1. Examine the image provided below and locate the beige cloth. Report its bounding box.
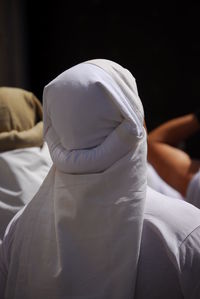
[0,87,43,151]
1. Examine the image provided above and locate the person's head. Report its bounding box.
[0,87,43,151]
[4,60,147,298]
[43,59,146,174]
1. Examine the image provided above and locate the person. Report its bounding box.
[147,112,200,208]
[0,60,200,299]
[0,87,52,242]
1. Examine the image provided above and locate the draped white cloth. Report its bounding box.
[2,187,200,299]
[135,186,200,299]
[0,143,52,241]
[186,170,200,209]
[3,59,147,299]
[147,162,183,200]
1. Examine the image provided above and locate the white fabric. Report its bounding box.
[1,187,200,299]
[135,187,200,299]
[2,60,147,299]
[0,143,52,241]
[147,162,183,200]
[186,170,200,209]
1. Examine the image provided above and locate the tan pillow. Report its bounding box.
[0,87,43,151]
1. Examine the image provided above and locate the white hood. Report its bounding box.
[5,59,147,299]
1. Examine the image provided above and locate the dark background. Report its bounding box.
[1,1,200,154]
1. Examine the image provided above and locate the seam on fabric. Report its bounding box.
[178,224,200,248]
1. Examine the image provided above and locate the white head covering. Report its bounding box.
[5,59,147,299]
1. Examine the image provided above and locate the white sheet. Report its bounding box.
[0,143,52,240]
[186,169,200,209]
[3,60,147,299]
[135,187,200,299]
[2,187,200,298]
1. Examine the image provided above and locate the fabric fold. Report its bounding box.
[45,119,143,174]
[0,144,52,240]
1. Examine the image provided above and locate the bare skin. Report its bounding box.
[147,114,200,198]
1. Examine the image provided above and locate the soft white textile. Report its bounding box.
[135,187,200,299]
[186,169,200,209]
[1,187,200,299]
[2,60,147,298]
[0,143,52,241]
[147,162,183,200]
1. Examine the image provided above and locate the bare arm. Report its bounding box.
[148,140,200,196]
[147,113,200,198]
[148,113,200,146]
